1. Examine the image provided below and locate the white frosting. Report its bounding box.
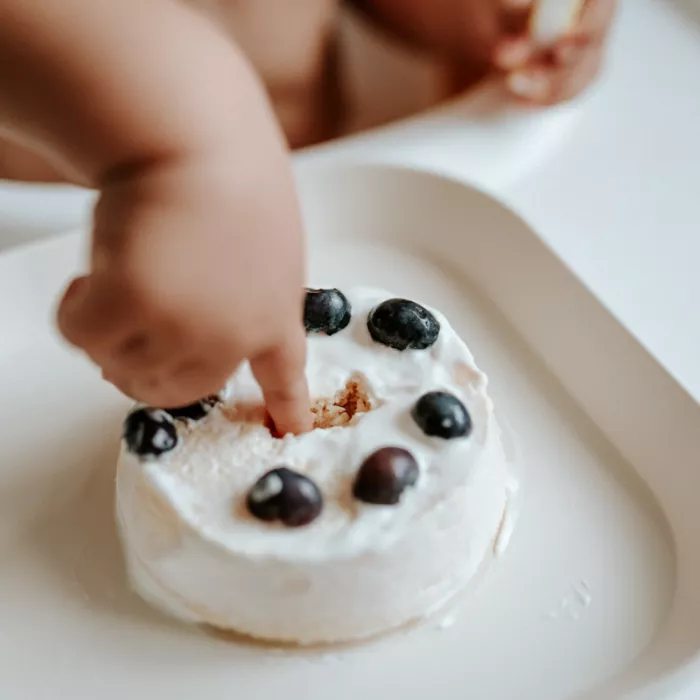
[116,288,513,644]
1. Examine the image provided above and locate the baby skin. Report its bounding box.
[0,0,615,434]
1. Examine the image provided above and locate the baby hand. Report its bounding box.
[58,153,311,436]
[496,0,617,105]
[1,0,312,435]
[355,0,616,106]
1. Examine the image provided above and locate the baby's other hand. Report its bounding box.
[57,154,311,436]
[355,0,616,106]
[497,0,617,105]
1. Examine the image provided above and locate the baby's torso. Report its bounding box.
[182,0,342,148]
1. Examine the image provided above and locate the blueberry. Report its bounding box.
[164,395,220,422]
[247,467,323,527]
[123,408,179,457]
[367,299,440,350]
[304,288,351,335]
[411,391,471,439]
[353,447,419,505]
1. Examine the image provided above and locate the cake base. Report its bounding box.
[116,288,515,646]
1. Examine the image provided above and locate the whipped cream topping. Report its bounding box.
[116,287,513,643]
[127,289,493,557]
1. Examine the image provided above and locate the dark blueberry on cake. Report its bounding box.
[353,447,419,505]
[367,299,440,350]
[247,467,323,527]
[411,391,471,439]
[303,288,352,336]
[123,408,179,457]
[164,395,220,422]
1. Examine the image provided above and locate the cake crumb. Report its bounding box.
[311,379,373,429]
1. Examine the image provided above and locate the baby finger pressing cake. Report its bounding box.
[116,287,514,645]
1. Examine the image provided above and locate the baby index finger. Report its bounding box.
[251,329,311,437]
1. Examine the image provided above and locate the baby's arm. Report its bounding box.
[0,0,311,434]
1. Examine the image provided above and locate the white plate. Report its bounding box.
[1,164,699,700]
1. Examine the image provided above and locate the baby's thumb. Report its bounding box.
[57,274,126,354]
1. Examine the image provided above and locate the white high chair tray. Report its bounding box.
[1,163,698,700]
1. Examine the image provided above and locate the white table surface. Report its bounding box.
[1,0,699,405]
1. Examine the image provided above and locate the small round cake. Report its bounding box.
[116,287,513,645]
